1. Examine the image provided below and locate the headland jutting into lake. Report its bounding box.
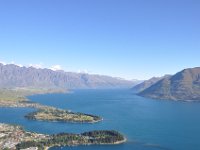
[0,123,125,150]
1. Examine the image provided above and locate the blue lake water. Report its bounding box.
[0,89,200,150]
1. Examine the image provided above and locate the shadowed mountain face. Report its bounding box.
[0,63,136,89]
[131,76,165,93]
[139,67,200,101]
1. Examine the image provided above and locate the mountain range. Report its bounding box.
[2,63,200,101]
[0,63,138,89]
[135,67,200,101]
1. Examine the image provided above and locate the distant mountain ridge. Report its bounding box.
[0,63,137,89]
[139,67,200,101]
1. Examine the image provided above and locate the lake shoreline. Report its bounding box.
[0,90,127,150]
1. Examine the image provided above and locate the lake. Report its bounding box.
[0,89,200,150]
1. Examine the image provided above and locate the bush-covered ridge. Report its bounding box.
[16,130,126,150]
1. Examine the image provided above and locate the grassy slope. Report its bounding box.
[0,88,67,101]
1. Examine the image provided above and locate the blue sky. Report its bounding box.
[0,0,199,80]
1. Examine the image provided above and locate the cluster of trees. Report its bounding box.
[25,111,38,120]
[16,133,84,149]
[16,141,44,150]
[82,130,125,144]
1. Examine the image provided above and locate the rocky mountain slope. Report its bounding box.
[131,76,166,93]
[0,63,136,89]
[139,67,200,101]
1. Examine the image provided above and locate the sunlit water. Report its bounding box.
[0,89,200,150]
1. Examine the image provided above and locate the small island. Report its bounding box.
[0,123,126,150]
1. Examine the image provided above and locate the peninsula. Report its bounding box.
[0,123,126,150]
[0,89,125,150]
[25,107,102,123]
[0,88,102,123]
